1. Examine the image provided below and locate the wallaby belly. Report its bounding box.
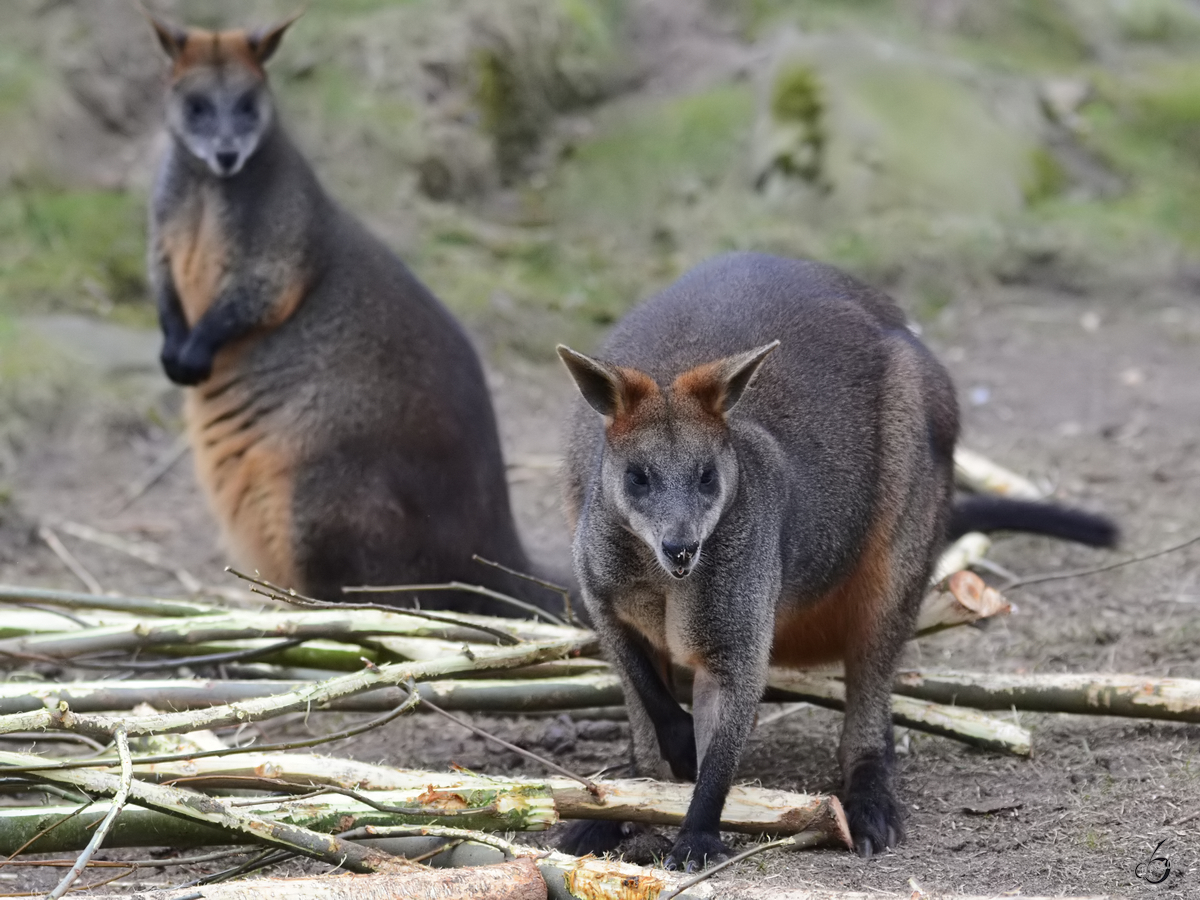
[185,359,300,588]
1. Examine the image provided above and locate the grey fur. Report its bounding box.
[559,253,959,866]
[147,16,550,611]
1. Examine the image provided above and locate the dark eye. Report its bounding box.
[698,466,718,493]
[185,95,214,120]
[234,93,257,117]
[625,467,649,496]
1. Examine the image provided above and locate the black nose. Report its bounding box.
[215,151,239,172]
[661,539,699,566]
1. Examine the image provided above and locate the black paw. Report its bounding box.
[657,713,697,781]
[554,819,628,857]
[663,830,728,872]
[161,341,213,386]
[843,761,904,858]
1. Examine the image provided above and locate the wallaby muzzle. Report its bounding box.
[660,538,700,578]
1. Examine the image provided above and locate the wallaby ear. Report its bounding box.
[557,345,657,423]
[247,10,304,64]
[145,10,188,59]
[674,340,780,418]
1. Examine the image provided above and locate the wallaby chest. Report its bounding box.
[158,180,230,328]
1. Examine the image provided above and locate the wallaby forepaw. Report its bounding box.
[844,780,904,858]
[664,830,728,872]
[161,349,212,386]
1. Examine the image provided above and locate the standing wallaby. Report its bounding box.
[558,252,1116,868]
[146,13,551,612]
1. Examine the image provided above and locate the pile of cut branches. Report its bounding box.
[0,449,1191,898]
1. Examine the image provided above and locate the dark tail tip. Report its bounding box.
[949,495,1119,548]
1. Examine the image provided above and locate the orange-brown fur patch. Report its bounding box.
[671,361,728,421]
[162,198,228,327]
[262,277,308,328]
[186,384,297,589]
[770,524,894,669]
[170,30,264,79]
[606,368,662,437]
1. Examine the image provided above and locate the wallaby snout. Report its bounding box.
[660,537,700,578]
[214,150,240,174]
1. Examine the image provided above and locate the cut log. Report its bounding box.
[766,671,1031,755]
[954,446,1045,499]
[86,858,547,900]
[893,671,1200,723]
[916,569,1011,635]
[137,756,849,842]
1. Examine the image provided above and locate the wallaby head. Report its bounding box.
[559,341,779,579]
[147,10,301,177]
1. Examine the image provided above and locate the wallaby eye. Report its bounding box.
[698,466,718,493]
[625,467,650,496]
[234,93,257,117]
[185,95,214,121]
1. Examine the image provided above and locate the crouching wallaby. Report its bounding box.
[557,252,1116,868]
[146,13,551,612]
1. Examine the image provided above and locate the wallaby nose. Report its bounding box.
[661,539,700,566]
[215,151,239,173]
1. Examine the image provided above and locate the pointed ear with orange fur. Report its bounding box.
[145,10,188,59]
[557,345,657,423]
[673,340,780,419]
[247,10,304,64]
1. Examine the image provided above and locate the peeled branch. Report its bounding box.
[893,671,1200,723]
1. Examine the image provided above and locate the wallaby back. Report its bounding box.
[147,15,553,613]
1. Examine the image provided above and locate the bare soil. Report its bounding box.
[2,283,1199,897]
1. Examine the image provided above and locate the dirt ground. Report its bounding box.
[0,279,1197,897]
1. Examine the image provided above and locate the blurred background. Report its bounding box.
[1,0,1198,578]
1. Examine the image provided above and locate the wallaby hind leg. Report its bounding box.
[838,527,936,857]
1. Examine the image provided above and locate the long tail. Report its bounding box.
[949,495,1119,548]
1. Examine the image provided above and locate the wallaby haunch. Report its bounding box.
[558,253,1116,868]
[146,14,547,611]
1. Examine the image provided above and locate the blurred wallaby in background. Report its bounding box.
[557,252,1117,867]
[146,12,556,614]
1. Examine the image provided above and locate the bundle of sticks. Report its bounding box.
[0,449,1184,899]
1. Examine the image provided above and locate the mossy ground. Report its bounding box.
[1,0,1200,352]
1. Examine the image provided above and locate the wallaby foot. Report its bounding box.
[664,828,729,872]
[842,752,904,858]
[553,820,671,863]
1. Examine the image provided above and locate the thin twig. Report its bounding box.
[661,833,822,898]
[470,555,573,625]
[181,847,293,888]
[172,775,493,818]
[0,734,107,751]
[228,568,522,646]
[36,527,102,596]
[0,848,257,870]
[67,638,308,672]
[55,520,201,593]
[403,683,601,799]
[345,581,558,625]
[340,823,526,859]
[0,799,95,869]
[46,727,132,899]
[1003,533,1200,591]
[408,838,463,864]
[109,433,190,514]
[0,689,422,774]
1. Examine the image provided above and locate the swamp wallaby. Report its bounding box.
[558,252,1116,867]
[146,14,550,612]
